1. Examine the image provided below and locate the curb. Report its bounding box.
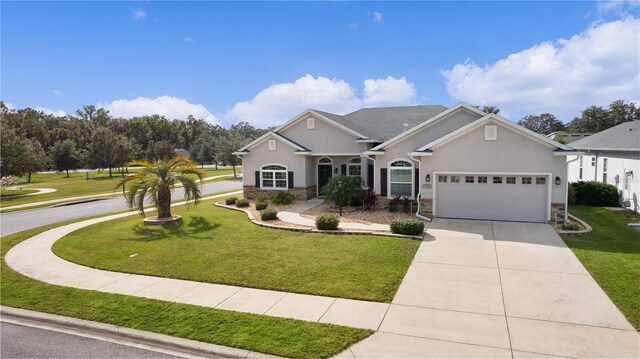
[0,306,281,359]
[557,213,593,235]
[215,201,425,240]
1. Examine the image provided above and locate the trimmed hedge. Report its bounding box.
[316,213,340,230]
[236,199,250,208]
[260,208,278,221]
[255,202,268,211]
[225,197,238,205]
[390,219,425,236]
[270,191,294,205]
[571,181,618,206]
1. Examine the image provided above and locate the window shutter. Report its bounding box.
[380,168,387,196]
[288,171,294,188]
[255,171,260,188]
[341,164,347,175]
[367,164,374,188]
[414,168,419,198]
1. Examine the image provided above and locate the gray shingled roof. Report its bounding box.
[313,105,448,141]
[569,121,640,151]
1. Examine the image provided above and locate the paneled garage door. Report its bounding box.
[434,174,549,223]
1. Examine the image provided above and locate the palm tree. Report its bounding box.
[117,156,205,219]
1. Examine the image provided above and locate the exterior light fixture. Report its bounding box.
[425,174,431,183]
[555,176,561,185]
[334,168,338,174]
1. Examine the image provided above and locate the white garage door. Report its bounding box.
[434,174,549,223]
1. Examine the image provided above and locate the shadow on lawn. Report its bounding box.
[128,216,220,241]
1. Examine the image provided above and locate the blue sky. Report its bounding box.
[2,1,639,127]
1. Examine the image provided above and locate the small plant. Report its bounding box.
[236,199,250,207]
[388,195,401,212]
[321,175,363,216]
[390,218,425,236]
[400,196,412,213]
[260,208,278,221]
[560,222,581,231]
[256,193,267,203]
[255,202,268,210]
[225,197,238,205]
[270,191,294,205]
[316,213,340,230]
[362,188,377,211]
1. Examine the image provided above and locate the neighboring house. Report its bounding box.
[234,103,579,223]
[568,121,640,212]
[546,131,592,144]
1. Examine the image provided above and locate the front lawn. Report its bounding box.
[53,204,419,302]
[0,189,39,199]
[561,205,640,330]
[1,224,372,359]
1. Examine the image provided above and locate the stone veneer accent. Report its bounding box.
[243,186,317,201]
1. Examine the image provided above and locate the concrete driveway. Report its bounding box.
[341,219,638,358]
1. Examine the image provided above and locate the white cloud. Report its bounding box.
[598,0,639,15]
[4,102,16,110]
[442,17,640,120]
[99,96,218,124]
[132,9,147,21]
[226,75,417,128]
[52,89,62,96]
[184,37,194,43]
[34,107,67,117]
[373,11,383,24]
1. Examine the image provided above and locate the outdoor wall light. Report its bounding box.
[425,174,431,183]
[334,168,338,174]
[555,176,561,185]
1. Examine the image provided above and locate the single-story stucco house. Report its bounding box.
[567,121,640,213]
[234,103,580,223]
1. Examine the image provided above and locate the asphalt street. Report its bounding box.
[0,322,183,359]
[0,179,242,236]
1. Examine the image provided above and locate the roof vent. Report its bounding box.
[629,128,634,132]
[402,123,408,132]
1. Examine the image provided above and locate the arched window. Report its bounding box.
[347,157,362,177]
[318,157,332,164]
[389,160,413,197]
[261,164,287,189]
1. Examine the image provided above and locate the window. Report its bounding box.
[261,165,287,189]
[319,157,332,164]
[389,160,412,197]
[493,176,503,184]
[485,125,497,141]
[268,140,276,151]
[506,176,516,184]
[579,156,583,180]
[603,158,608,183]
[536,177,546,185]
[465,176,475,183]
[478,176,488,183]
[522,177,532,184]
[451,175,460,183]
[347,158,362,177]
[438,175,448,183]
[307,117,315,129]
[591,157,596,167]
[624,170,632,191]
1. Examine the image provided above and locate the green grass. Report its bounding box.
[1,223,372,359]
[0,189,39,199]
[0,168,236,208]
[561,205,640,330]
[54,205,419,302]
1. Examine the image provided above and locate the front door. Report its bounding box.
[318,164,333,196]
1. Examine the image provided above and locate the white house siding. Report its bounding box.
[568,151,640,212]
[241,137,307,188]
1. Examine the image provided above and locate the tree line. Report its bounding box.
[0,103,269,181]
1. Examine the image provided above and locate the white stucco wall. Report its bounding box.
[240,137,307,188]
[279,116,369,153]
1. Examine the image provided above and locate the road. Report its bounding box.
[0,322,183,359]
[0,179,242,236]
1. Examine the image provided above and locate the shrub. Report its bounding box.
[256,193,267,203]
[270,191,294,205]
[225,197,238,205]
[362,188,377,211]
[390,218,425,236]
[321,175,363,216]
[255,202,268,210]
[236,199,250,207]
[568,183,577,205]
[260,208,278,221]
[400,196,413,213]
[388,195,401,212]
[315,213,340,230]
[572,181,618,206]
[560,222,581,231]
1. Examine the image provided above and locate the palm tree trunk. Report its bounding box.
[158,186,172,218]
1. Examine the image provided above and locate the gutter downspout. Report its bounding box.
[566,155,580,222]
[362,153,376,190]
[409,154,431,222]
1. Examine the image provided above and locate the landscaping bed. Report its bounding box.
[561,205,640,330]
[301,202,416,225]
[1,223,372,359]
[53,203,420,302]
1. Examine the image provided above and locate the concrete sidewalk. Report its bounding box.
[339,219,639,358]
[5,192,389,331]
[278,198,391,231]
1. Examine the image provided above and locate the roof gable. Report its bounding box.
[275,109,367,139]
[236,131,309,153]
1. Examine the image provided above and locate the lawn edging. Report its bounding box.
[215,201,425,240]
[557,213,593,235]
